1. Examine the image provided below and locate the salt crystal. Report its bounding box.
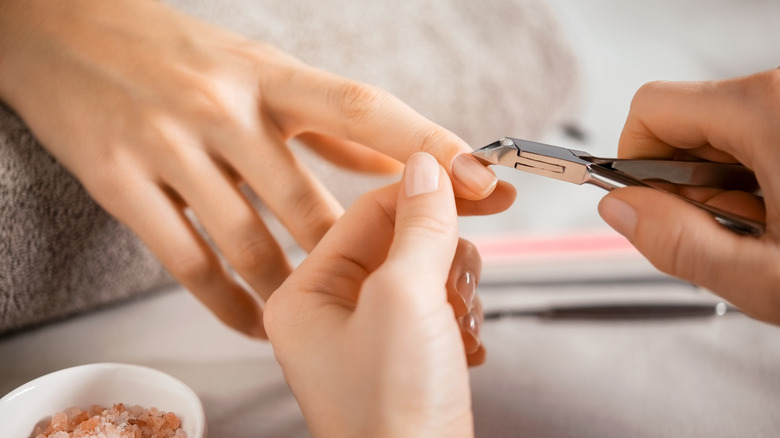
[30,403,187,438]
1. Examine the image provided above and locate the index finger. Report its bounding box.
[264,65,498,200]
[619,70,780,198]
[619,72,780,163]
[619,80,738,161]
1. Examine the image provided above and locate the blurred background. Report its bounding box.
[461,0,780,238]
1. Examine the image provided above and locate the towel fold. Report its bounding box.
[0,0,579,335]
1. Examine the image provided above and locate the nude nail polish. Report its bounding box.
[458,271,476,312]
[405,152,440,197]
[452,154,498,197]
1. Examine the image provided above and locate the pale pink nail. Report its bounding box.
[458,271,476,312]
[404,152,440,197]
[451,154,498,197]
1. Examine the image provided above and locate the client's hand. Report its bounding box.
[598,69,780,323]
[265,153,496,438]
[0,0,503,337]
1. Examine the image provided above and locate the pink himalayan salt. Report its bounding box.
[31,403,187,438]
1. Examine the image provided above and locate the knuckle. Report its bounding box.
[166,248,222,288]
[78,149,143,210]
[183,85,234,126]
[176,73,252,130]
[401,212,457,240]
[229,236,284,275]
[141,114,186,150]
[631,81,665,109]
[141,115,211,173]
[417,126,451,156]
[287,190,339,247]
[334,81,386,125]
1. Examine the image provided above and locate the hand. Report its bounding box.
[598,69,779,323]
[0,0,503,336]
[265,153,506,437]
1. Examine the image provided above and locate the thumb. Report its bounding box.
[598,187,779,321]
[368,152,459,315]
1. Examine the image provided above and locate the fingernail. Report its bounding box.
[451,154,498,197]
[404,152,440,197]
[599,197,638,241]
[459,311,481,345]
[457,271,476,312]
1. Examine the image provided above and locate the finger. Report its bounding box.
[447,239,482,317]
[460,296,484,356]
[643,181,766,222]
[156,144,292,302]
[445,239,484,357]
[379,152,459,315]
[467,344,487,367]
[619,80,727,160]
[676,187,766,222]
[217,122,344,252]
[99,178,265,337]
[619,72,779,173]
[598,187,780,323]
[265,68,498,200]
[263,180,402,349]
[295,132,404,174]
[456,181,517,216]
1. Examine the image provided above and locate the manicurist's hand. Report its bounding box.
[598,69,780,323]
[265,152,505,438]
[0,0,504,337]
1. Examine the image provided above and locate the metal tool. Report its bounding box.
[483,301,735,321]
[473,137,765,237]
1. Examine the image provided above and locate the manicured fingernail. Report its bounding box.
[452,154,498,197]
[459,310,481,347]
[404,152,440,197]
[599,197,638,240]
[457,271,476,312]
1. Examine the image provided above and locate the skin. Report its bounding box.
[265,153,481,438]
[0,0,512,337]
[598,68,780,324]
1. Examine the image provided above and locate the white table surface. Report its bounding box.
[2,265,780,437]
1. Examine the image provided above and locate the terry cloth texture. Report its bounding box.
[0,0,580,335]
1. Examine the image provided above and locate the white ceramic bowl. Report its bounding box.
[0,362,206,437]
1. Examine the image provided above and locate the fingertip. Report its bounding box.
[467,345,487,367]
[598,194,638,241]
[456,181,516,216]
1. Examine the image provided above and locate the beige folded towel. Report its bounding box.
[0,0,579,334]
